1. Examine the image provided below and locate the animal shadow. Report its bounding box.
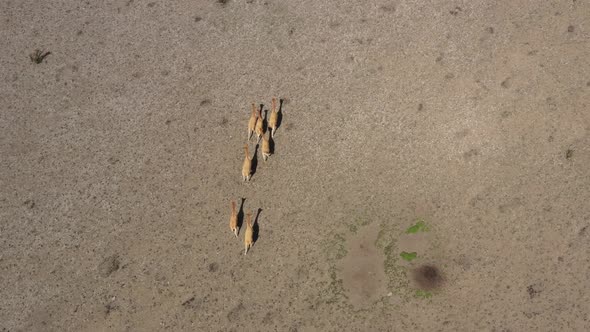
[253,208,262,243]
[269,134,275,154]
[263,109,269,132]
[251,144,259,177]
[237,198,246,231]
[276,99,285,131]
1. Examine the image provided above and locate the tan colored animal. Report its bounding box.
[255,105,264,143]
[242,144,252,181]
[247,103,258,141]
[262,131,271,161]
[229,200,238,237]
[268,97,279,138]
[244,210,254,255]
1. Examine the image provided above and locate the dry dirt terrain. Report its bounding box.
[1,0,590,331]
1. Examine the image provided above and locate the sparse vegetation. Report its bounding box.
[383,242,410,292]
[317,233,349,308]
[374,222,412,296]
[29,49,51,64]
[347,216,371,233]
[323,267,348,304]
[324,232,347,261]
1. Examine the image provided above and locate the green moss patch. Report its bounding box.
[405,219,429,234]
[400,251,417,262]
[415,290,433,299]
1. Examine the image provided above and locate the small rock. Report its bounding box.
[98,255,120,277]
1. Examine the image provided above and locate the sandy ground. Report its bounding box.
[1,0,590,331]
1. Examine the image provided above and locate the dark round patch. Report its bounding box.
[412,264,443,290]
[208,262,219,272]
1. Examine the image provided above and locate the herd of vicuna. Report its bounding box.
[232,97,282,254]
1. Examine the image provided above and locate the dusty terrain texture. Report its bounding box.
[1,0,590,331]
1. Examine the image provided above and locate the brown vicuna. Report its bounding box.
[255,105,264,143]
[247,103,258,141]
[268,97,279,138]
[242,144,252,181]
[244,210,254,255]
[229,200,238,237]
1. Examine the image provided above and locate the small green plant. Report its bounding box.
[29,49,51,64]
[400,251,417,262]
[415,290,432,298]
[405,219,429,234]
